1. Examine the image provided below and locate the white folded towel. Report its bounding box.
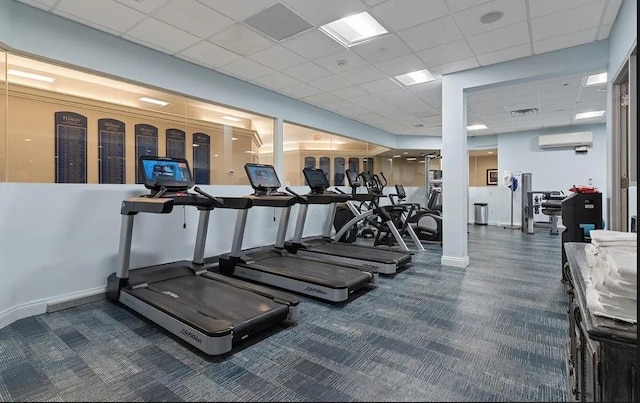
[590,229,637,248]
[585,287,637,323]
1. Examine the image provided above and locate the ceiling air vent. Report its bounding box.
[244,2,314,41]
[510,107,539,117]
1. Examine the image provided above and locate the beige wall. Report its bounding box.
[469,155,498,187]
[4,86,257,185]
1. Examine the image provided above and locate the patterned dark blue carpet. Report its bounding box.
[0,225,569,402]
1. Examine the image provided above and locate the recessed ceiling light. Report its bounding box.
[222,115,241,122]
[480,11,504,24]
[575,110,605,120]
[406,157,417,161]
[24,138,32,142]
[244,150,256,154]
[192,143,199,147]
[467,124,488,131]
[393,155,401,158]
[231,137,239,140]
[8,69,55,83]
[393,69,436,86]
[319,11,388,48]
[585,72,607,86]
[488,151,494,154]
[403,152,408,154]
[139,97,168,107]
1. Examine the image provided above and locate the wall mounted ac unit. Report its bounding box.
[538,131,593,149]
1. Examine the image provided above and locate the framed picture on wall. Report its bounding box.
[486,169,498,185]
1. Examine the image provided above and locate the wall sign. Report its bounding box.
[192,132,210,185]
[135,124,158,184]
[55,111,87,183]
[166,128,186,159]
[98,118,125,184]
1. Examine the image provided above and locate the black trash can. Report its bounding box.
[474,203,488,225]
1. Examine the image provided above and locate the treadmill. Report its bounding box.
[107,156,299,356]
[284,168,413,274]
[216,163,376,302]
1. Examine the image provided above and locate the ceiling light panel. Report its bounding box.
[393,69,436,86]
[7,69,55,83]
[585,72,607,86]
[467,124,488,131]
[319,12,388,48]
[139,97,169,107]
[575,110,605,120]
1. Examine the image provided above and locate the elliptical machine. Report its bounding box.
[388,183,443,245]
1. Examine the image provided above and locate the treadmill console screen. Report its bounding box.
[245,163,281,190]
[345,169,359,186]
[303,168,329,191]
[140,156,193,190]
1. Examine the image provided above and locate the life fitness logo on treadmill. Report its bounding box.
[180,329,202,344]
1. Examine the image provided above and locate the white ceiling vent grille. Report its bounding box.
[244,3,314,42]
[510,107,539,117]
[538,131,593,149]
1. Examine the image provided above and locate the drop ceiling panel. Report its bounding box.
[596,24,613,41]
[339,65,387,85]
[280,83,324,98]
[372,0,450,32]
[528,0,599,19]
[495,82,538,98]
[17,0,57,11]
[397,16,464,52]
[308,75,352,91]
[177,40,242,68]
[499,94,539,107]
[348,94,385,107]
[466,22,530,55]
[114,0,169,14]
[417,39,475,67]
[282,0,366,26]
[151,0,234,39]
[124,18,200,54]
[530,2,605,41]
[302,92,344,107]
[196,0,277,21]
[313,49,370,74]
[468,101,507,114]
[533,28,597,54]
[249,45,307,70]
[252,71,301,89]
[430,57,479,75]
[281,30,345,60]
[602,0,623,24]
[351,35,413,65]
[54,0,146,34]
[219,58,275,79]
[476,44,532,66]
[208,23,275,57]
[281,62,333,81]
[453,0,528,37]
[374,53,427,76]
[330,85,369,100]
[359,78,402,94]
[444,0,493,13]
[243,2,314,41]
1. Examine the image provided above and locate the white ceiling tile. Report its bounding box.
[252,71,301,89]
[468,101,506,114]
[364,0,387,6]
[249,45,307,70]
[280,83,324,98]
[416,39,474,67]
[282,0,366,26]
[124,17,200,54]
[495,82,538,98]
[466,22,530,54]
[453,0,527,37]
[281,62,333,81]
[281,30,345,60]
[409,80,443,106]
[151,0,234,38]
[376,88,419,103]
[499,94,539,107]
[576,100,606,110]
[397,16,464,52]
[541,98,579,113]
[308,75,352,91]
[339,65,387,85]
[467,89,498,103]
[114,0,169,14]
[536,75,583,93]
[54,0,146,33]
[485,122,516,132]
[360,78,402,93]
[351,35,412,64]
[374,53,427,76]
[533,29,597,54]
[542,119,572,128]
[398,99,439,115]
[339,103,369,116]
[51,10,122,36]
[348,94,385,107]
[178,40,242,68]
[578,91,607,103]
[602,0,623,24]
[302,92,344,106]
[444,0,493,13]
[324,99,358,112]
[371,0,449,31]
[531,2,605,41]
[313,49,370,74]
[196,0,276,21]
[476,44,531,66]
[208,23,275,56]
[596,24,613,40]
[477,112,511,123]
[330,86,369,100]
[219,58,274,79]
[16,0,57,11]
[528,0,601,19]
[430,57,479,75]
[539,88,580,101]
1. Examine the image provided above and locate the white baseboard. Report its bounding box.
[441,255,470,268]
[0,286,106,330]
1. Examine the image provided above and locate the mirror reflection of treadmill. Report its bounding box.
[284,167,412,274]
[215,163,376,302]
[107,156,300,356]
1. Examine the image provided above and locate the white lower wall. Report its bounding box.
[0,183,329,329]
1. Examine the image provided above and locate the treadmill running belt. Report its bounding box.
[305,243,410,265]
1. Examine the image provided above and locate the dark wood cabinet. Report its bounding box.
[564,243,637,402]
